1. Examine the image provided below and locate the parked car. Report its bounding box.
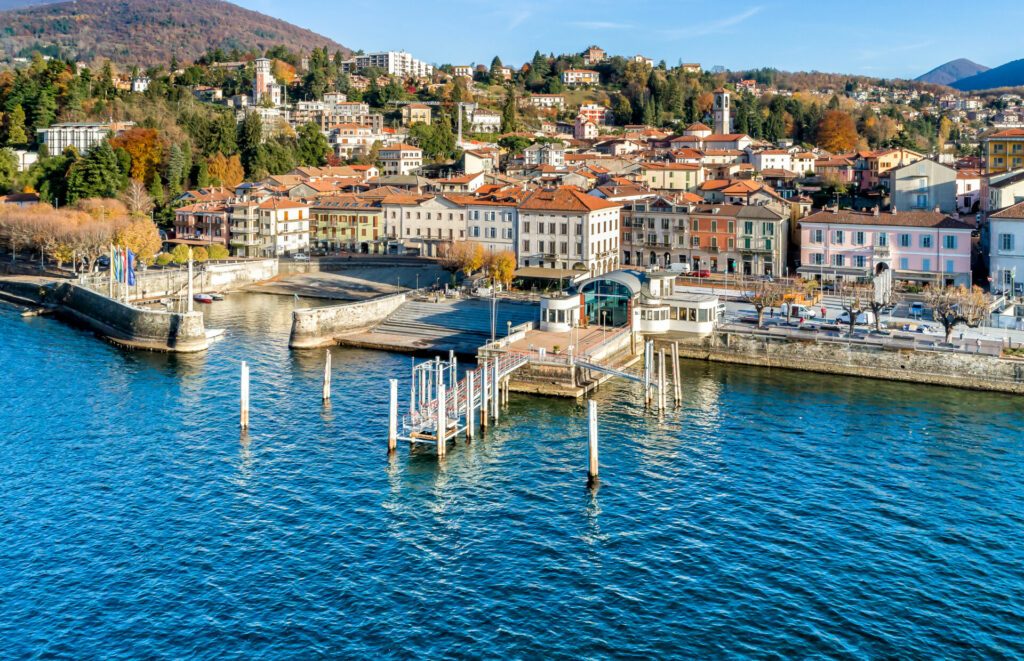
[293,253,309,262]
[694,269,712,278]
[668,262,692,274]
[909,302,925,319]
[837,310,876,326]
[779,303,817,319]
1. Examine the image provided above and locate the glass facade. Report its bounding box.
[580,279,634,327]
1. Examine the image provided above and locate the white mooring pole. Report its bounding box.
[672,341,682,405]
[388,378,398,454]
[436,379,447,458]
[240,361,250,430]
[492,358,500,423]
[659,348,667,412]
[322,349,331,402]
[480,362,489,430]
[587,399,599,486]
[466,371,475,441]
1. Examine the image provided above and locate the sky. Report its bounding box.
[234,0,1024,79]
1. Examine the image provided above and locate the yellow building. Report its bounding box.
[639,163,703,191]
[400,103,432,127]
[985,128,1024,174]
[310,196,384,253]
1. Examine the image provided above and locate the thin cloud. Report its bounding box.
[508,9,532,29]
[661,6,763,38]
[573,21,634,30]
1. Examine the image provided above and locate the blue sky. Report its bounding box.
[234,0,1024,78]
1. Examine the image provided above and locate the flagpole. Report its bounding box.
[108,245,114,298]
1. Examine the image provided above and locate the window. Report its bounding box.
[920,235,932,248]
[899,234,911,247]
[710,221,718,233]
[744,221,753,235]
[854,255,866,268]
[524,222,531,233]
[945,259,955,273]
[522,240,530,252]
[834,230,844,244]
[812,229,823,243]
[854,231,865,245]
[1000,233,1014,251]
[692,237,700,247]
[833,254,844,267]
[691,219,699,231]
[922,258,931,272]
[944,235,957,250]
[877,232,888,247]
[763,222,773,235]
[812,253,823,265]
[899,257,909,270]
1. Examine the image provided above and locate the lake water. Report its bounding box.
[2,293,1023,658]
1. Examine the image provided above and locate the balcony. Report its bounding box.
[230,237,262,247]
[230,225,259,235]
[874,244,891,258]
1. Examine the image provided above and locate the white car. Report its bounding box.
[292,253,310,262]
[779,303,817,319]
[837,310,876,326]
[668,262,692,274]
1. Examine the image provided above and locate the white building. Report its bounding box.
[257,198,310,256]
[517,187,622,276]
[523,143,565,167]
[382,194,468,256]
[253,57,283,106]
[751,149,793,172]
[469,108,501,133]
[463,197,519,254]
[342,51,434,78]
[989,201,1024,293]
[527,94,565,110]
[562,69,600,87]
[36,121,134,155]
[131,76,150,93]
[378,144,423,176]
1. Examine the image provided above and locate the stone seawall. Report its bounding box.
[671,330,1024,394]
[289,292,408,349]
[77,259,278,302]
[0,279,208,352]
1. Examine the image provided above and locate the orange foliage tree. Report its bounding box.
[110,128,164,183]
[207,153,245,187]
[817,110,859,153]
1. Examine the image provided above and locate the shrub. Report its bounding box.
[193,246,209,263]
[207,244,229,260]
[170,244,190,264]
[155,252,173,266]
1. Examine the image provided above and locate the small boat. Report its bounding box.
[193,293,213,304]
[205,328,226,341]
[210,293,225,301]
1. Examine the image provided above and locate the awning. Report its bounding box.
[514,267,586,280]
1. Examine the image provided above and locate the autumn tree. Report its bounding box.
[171,243,191,264]
[817,110,859,153]
[110,128,164,183]
[207,153,245,187]
[741,277,786,328]
[462,241,485,276]
[114,216,162,265]
[207,244,229,260]
[927,285,991,344]
[490,250,516,288]
[3,104,28,147]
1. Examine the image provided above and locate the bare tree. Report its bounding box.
[867,277,901,333]
[119,179,155,217]
[740,276,786,328]
[838,281,874,336]
[926,285,991,344]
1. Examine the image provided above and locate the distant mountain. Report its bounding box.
[915,58,989,86]
[0,0,349,66]
[952,58,1024,91]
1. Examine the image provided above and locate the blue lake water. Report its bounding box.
[2,293,1023,658]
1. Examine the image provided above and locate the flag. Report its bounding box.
[112,246,123,283]
[126,249,136,287]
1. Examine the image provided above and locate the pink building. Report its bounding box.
[797,208,972,287]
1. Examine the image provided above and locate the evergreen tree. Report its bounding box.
[4,104,28,146]
[489,56,504,82]
[193,160,211,188]
[167,143,188,196]
[33,88,57,132]
[237,111,263,176]
[500,86,518,133]
[296,122,330,166]
[66,141,122,202]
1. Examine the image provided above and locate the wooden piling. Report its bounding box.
[240,361,250,430]
[436,379,447,458]
[388,378,398,453]
[587,399,599,486]
[322,349,331,402]
[480,362,489,430]
[466,371,475,441]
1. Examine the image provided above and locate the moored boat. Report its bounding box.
[193,293,213,304]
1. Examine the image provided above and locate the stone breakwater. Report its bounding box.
[289,292,408,349]
[670,330,1024,395]
[0,279,208,353]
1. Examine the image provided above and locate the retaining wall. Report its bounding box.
[289,292,408,349]
[0,279,207,352]
[78,259,278,301]
[675,330,1024,394]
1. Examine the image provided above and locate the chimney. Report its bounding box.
[873,206,880,216]
[891,204,898,215]
[831,205,838,214]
